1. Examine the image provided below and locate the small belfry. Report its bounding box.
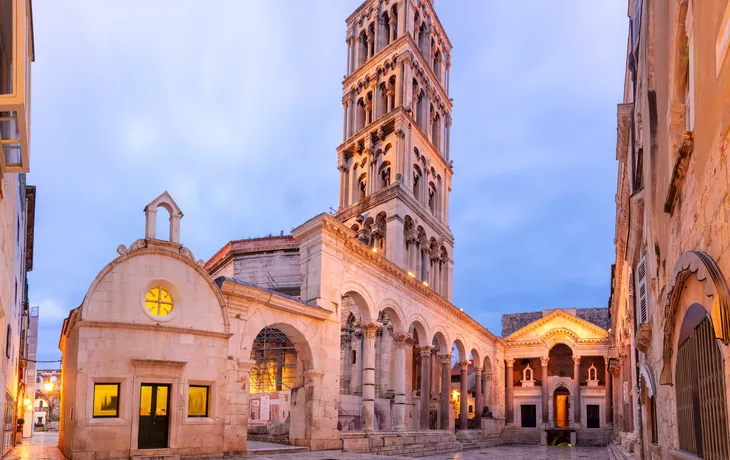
[336,0,454,300]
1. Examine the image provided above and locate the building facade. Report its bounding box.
[58,1,618,458]
[609,0,730,458]
[0,0,35,454]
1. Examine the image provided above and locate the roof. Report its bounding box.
[214,276,315,308]
[205,235,298,272]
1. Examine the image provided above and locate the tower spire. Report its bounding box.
[335,0,455,301]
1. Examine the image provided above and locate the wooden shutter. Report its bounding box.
[637,256,648,324]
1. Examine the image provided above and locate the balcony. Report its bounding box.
[0,0,33,173]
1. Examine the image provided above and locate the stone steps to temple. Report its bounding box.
[245,445,310,456]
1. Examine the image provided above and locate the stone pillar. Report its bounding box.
[362,323,380,431]
[541,356,549,427]
[573,355,581,427]
[351,334,360,394]
[505,359,514,425]
[604,356,611,425]
[459,361,468,431]
[439,353,451,430]
[419,346,432,430]
[474,366,483,427]
[338,165,346,209]
[393,333,408,430]
[421,247,429,283]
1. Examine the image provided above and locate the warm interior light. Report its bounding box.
[43,382,54,392]
[23,398,31,408]
[452,390,460,401]
[372,248,378,253]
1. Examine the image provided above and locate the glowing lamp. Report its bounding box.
[372,248,378,253]
[407,271,415,277]
[422,281,429,287]
[23,398,31,408]
[43,382,54,392]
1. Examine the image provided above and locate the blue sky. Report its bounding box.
[27,1,628,365]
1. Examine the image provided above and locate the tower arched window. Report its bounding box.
[357,174,367,201]
[428,183,436,213]
[388,76,396,110]
[433,51,443,82]
[413,166,422,200]
[380,164,391,189]
[432,113,442,151]
[356,98,366,132]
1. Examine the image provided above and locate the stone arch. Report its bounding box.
[431,331,449,354]
[549,380,572,397]
[244,320,316,378]
[483,356,492,374]
[377,299,406,334]
[469,346,482,366]
[638,365,656,399]
[408,320,429,346]
[660,251,730,384]
[452,338,467,362]
[543,332,578,352]
[340,281,377,323]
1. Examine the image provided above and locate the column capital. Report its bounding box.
[459,360,469,369]
[474,366,483,374]
[391,332,410,348]
[362,322,382,337]
[438,353,452,364]
[572,355,582,365]
[506,358,515,367]
[418,345,433,357]
[540,356,549,366]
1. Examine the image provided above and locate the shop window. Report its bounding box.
[93,383,120,418]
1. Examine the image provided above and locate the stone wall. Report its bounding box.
[502,308,610,337]
[502,312,542,337]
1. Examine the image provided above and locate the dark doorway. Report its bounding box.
[587,405,600,428]
[521,404,537,428]
[138,384,170,449]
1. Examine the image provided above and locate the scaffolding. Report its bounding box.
[250,328,297,394]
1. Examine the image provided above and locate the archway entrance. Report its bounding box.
[553,388,570,428]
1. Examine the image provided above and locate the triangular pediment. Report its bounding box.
[504,309,608,342]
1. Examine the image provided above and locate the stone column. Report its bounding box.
[506,359,514,425]
[419,346,432,430]
[573,355,581,427]
[362,323,380,431]
[421,247,429,283]
[439,353,451,430]
[541,356,549,427]
[474,366,483,428]
[338,165,346,209]
[459,361,469,431]
[351,334,360,394]
[604,356,611,426]
[392,333,408,430]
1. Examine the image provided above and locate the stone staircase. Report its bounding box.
[342,431,463,457]
[498,427,542,445]
[576,428,613,446]
[607,442,633,460]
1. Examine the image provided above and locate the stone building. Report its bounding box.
[609,0,730,458]
[0,0,35,455]
[58,0,618,457]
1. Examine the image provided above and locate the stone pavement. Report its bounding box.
[3,432,610,460]
[4,432,65,460]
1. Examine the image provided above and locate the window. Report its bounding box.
[5,325,10,359]
[188,386,209,417]
[648,395,658,444]
[636,256,648,324]
[93,383,120,418]
[144,286,174,318]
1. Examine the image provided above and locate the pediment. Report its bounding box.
[505,309,608,342]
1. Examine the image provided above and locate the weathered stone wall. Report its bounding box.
[501,312,542,337]
[502,308,609,337]
[575,308,610,331]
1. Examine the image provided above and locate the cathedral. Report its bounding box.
[54,0,730,459]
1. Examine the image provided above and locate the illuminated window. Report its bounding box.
[188,386,209,417]
[144,287,174,318]
[250,328,297,394]
[93,383,120,418]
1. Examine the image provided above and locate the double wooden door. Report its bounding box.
[138,384,170,449]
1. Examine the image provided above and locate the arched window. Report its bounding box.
[359,31,368,66]
[413,166,422,200]
[380,164,391,189]
[428,183,436,213]
[250,328,297,394]
[675,304,729,458]
[388,76,396,110]
[432,113,442,151]
[433,50,443,82]
[357,174,367,201]
[356,98,366,132]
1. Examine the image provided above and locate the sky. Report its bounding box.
[27,1,629,366]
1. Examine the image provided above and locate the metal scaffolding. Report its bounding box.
[250,328,297,394]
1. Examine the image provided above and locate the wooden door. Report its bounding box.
[138,384,170,449]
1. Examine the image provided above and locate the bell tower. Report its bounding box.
[335,0,454,301]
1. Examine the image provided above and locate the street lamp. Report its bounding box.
[43,381,54,392]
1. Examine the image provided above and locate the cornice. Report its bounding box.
[218,278,332,321]
[504,309,609,342]
[317,214,495,342]
[76,321,233,340]
[344,36,409,88]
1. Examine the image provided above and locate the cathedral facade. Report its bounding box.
[57,1,616,458]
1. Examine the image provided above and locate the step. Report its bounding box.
[246,446,310,456]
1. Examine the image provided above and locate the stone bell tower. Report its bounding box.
[335,0,454,301]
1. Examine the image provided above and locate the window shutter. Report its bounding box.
[637,256,648,324]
